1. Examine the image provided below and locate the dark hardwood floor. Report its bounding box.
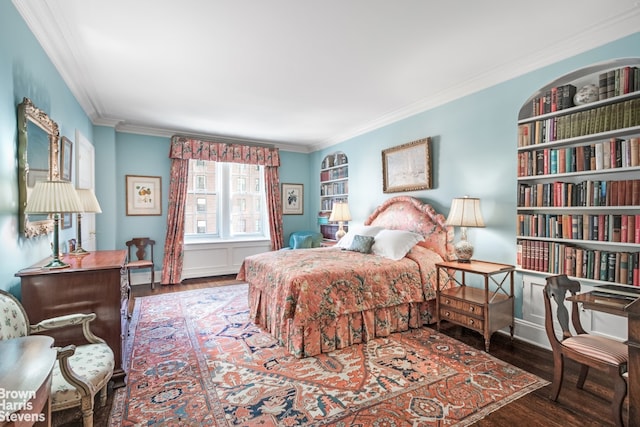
[54,276,629,426]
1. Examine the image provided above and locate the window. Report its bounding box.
[184,160,268,240]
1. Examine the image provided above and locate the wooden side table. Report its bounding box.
[0,335,56,427]
[436,260,515,352]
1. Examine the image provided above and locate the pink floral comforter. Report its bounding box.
[237,245,443,357]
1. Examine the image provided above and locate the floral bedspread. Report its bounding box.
[237,246,443,356]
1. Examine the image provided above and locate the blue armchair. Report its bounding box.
[284,230,323,250]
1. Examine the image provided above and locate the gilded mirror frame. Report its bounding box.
[18,97,60,237]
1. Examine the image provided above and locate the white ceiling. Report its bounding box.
[14,0,640,152]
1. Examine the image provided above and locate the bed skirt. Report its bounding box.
[249,285,436,358]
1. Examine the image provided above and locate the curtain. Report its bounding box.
[161,136,283,285]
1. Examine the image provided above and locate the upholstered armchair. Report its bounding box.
[283,231,324,250]
[0,289,114,427]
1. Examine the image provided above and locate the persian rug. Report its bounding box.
[109,284,548,426]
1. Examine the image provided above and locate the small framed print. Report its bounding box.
[61,213,73,229]
[126,175,162,216]
[60,136,73,181]
[282,183,303,215]
[382,137,432,193]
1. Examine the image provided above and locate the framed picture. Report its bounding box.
[60,136,73,181]
[282,183,303,215]
[382,137,432,193]
[61,213,72,229]
[126,175,162,216]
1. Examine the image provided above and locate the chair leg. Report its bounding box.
[576,364,589,389]
[151,267,155,290]
[550,352,564,401]
[81,395,94,427]
[611,368,627,427]
[99,384,108,407]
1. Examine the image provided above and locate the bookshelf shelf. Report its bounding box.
[516,59,640,289]
[319,151,349,240]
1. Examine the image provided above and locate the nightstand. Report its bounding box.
[436,260,515,352]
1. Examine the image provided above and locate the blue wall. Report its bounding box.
[0,2,94,296]
[1,0,638,319]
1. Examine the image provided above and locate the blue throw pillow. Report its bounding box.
[347,235,375,254]
[292,234,314,249]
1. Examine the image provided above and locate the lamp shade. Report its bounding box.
[76,188,102,213]
[329,202,352,222]
[25,180,84,214]
[445,197,485,228]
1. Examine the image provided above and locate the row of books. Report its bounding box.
[320,197,347,212]
[320,181,348,197]
[518,179,640,208]
[517,137,640,177]
[598,66,638,100]
[517,239,640,286]
[517,213,640,243]
[518,98,640,147]
[530,66,639,117]
[320,166,348,182]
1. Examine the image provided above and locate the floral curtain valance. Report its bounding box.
[169,135,280,166]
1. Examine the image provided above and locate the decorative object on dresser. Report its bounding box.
[24,180,84,269]
[543,274,628,427]
[436,260,514,352]
[445,196,485,263]
[73,188,102,255]
[16,250,129,388]
[125,175,162,216]
[382,136,432,193]
[328,201,351,240]
[0,289,114,427]
[125,237,156,289]
[281,182,304,215]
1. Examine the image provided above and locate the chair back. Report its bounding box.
[126,237,155,263]
[543,274,583,348]
[0,289,30,339]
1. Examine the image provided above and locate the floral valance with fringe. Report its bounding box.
[169,135,280,166]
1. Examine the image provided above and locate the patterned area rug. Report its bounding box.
[109,284,548,426]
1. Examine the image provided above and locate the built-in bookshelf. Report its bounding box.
[516,58,640,287]
[319,152,349,240]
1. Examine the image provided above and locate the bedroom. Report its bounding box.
[1,1,639,425]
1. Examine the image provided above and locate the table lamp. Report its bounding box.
[445,196,485,263]
[329,201,351,240]
[73,188,102,255]
[25,180,84,269]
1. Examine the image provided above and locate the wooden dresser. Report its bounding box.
[16,250,129,387]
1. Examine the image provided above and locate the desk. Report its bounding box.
[568,292,639,427]
[0,336,55,427]
[16,250,129,387]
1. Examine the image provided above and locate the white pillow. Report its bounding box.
[336,225,384,249]
[371,229,425,260]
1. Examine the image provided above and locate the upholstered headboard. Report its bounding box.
[364,196,454,261]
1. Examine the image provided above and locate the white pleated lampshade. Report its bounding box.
[329,202,352,222]
[445,197,485,228]
[25,180,84,214]
[76,188,103,214]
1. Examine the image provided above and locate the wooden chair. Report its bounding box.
[126,237,156,289]
[0,289,114,427]
[543,274,628,427]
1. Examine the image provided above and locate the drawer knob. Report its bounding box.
[469,306,475,312]
[469,319,475,325]
[445,299,450,305]
[444,311,451,318]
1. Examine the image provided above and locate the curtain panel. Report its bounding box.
[161,136,284,285]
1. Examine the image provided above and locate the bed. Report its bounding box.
[236,196,454,358]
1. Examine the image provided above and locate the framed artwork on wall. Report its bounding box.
[126,175,162,216]
[60,136,73,181]
[282,183,303,215]
[61,213,72,229]
[382,137,432,193]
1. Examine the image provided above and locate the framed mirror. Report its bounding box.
[17,97,61,237]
